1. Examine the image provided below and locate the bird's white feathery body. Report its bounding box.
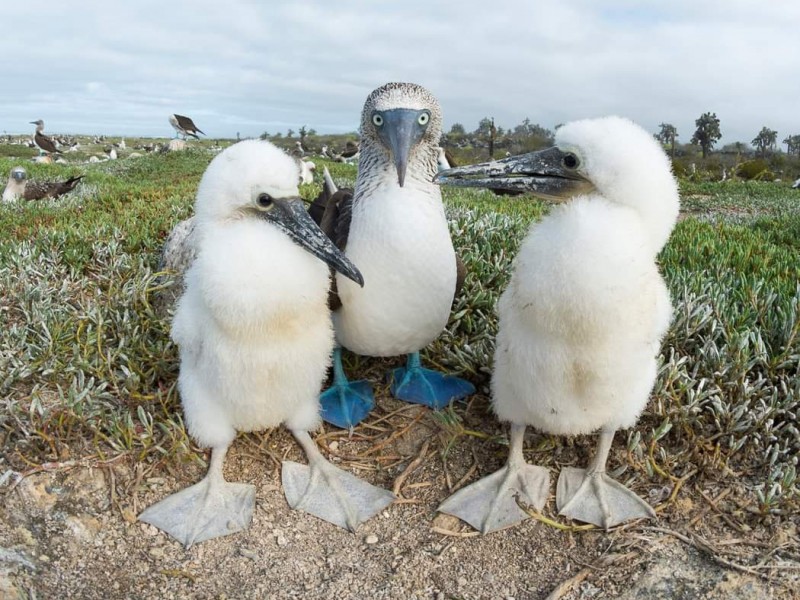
[492,198,672,434]
[171,140,332,449]
[492,116,679,436]
[334,167,456,356]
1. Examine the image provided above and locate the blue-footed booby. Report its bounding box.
[30,120,59,155]
[2,167,83,202]
[435,116,678,531]
[138,140,393,547]
[169,114,205,139]
[315,83,474,429]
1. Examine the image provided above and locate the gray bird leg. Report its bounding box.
[557,427,656,529]
[437,424,550,534]
[282,430,394,532]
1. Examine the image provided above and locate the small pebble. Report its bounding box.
[148,547,165,559]
[365,534,378,545]
[240,548,258,561]
[329,441,339,452]
[39,554,50,563]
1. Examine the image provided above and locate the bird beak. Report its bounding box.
[264,198,364,287]
[376,109,427,188]
[434,146,594,201]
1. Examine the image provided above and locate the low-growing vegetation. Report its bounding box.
[0,143,798,527]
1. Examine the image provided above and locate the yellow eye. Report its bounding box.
[418,112,429,126]
[372,114,383,127]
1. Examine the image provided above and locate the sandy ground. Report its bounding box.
[1,392,798,599]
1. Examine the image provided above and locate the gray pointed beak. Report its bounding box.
[376,109,427,187]
[264,198,364,286]
[434,146,594,201]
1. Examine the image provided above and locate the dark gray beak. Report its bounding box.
[262,198,364,286]
[434,146,594,201]
[376,109,427,187]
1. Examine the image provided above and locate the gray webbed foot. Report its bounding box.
[283,430,395,531]
[438,462,550,534]
[556,466,655,529]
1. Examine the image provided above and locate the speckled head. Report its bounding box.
[10,167,26,182]
[360,82,442,186]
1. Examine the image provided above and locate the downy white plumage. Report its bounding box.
[436,117,679,532]
[139,140,393,547]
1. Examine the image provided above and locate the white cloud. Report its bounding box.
[1,0,798,144]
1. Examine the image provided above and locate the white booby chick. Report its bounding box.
[169,114,205,140]
[315,82,474,429]
[139,140,393,547]
[435,117,678,531]
[30,120,59,155]
[2,167,83,202]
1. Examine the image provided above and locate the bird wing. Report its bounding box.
[23,181,54,200]
[35,132,59,154]
[23,175,83,201]
[310,188,353,311]
[175,114,204,136]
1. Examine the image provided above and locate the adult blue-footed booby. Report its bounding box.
[2,167,83,202]
[169,114,205,139]
[316,83,474,429]
[139,140,393,546]
[30,120,59,155]
[435,117,678,531]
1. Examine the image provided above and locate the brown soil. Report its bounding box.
[1,391,798,599]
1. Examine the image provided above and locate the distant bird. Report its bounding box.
[314,83,474,429]
[333,140,360,163]
[436,116,678,532]
[105,146,118,160]
[292,140,305,158]
[2,167,83,202]
[30,120,60,155]
[792,178,800,189]
[139,140,392,546]
[435,147,451,172]
[169,114,205,139]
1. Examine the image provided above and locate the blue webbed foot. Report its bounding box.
[319,347,375,429]
[390,352,475,410]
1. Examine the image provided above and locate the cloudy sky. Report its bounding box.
[3,1,799,145]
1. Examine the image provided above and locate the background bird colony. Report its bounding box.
[0,120,798,597]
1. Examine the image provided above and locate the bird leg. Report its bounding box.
[138,445,255,547]
[319,347,375,429]
[556,428,656,529]
[282,430,394,531]
[389,351,475,410]
[437,424,550,533]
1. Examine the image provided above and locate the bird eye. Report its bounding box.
[256,193,273,209]
[562,153,580,169]
[372,114,384,127]
[418,112,430,126]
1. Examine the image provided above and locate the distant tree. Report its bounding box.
[298,126,308,142]
[691,112,721,158]
[512,118,554,142]
[286,129,294,138]
[783,134,800,156]
[475,117,494,137]
[273,132,283,139]
[449,123,466,136]
[655,123,678,158]
[307,128,317,137]
[751,127,778,156]
[259,131,270,140]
